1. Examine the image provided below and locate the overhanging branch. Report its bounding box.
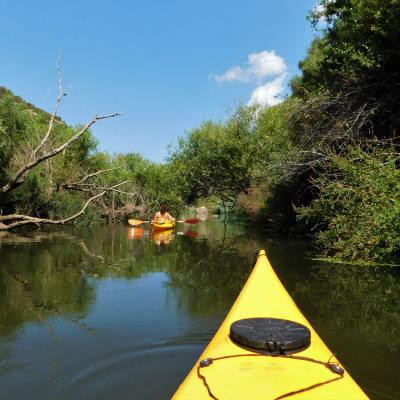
[0,112,121,194]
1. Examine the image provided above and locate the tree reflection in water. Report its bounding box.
[0,223,398,399]
[0,231,97,338]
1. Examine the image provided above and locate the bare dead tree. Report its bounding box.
[0,64,140,230]
[0,112,121,195]
[0,191,106,230]
[61,172,151,223]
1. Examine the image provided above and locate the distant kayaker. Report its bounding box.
[152,202,175,225]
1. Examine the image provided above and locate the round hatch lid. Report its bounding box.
[230,318,311,355]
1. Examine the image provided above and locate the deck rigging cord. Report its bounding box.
[196,353,344,400]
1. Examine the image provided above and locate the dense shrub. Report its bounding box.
[299,144,400,263]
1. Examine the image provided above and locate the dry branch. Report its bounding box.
[32,62,66,159]
[0,65,150,231]
[79,168,118,183]
[0,112,121,194]
[0,191,106,230]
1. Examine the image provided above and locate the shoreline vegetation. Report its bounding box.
[1,0,400,266]
[311,257,400,269]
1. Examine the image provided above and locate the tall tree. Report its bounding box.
[292,0,400,138]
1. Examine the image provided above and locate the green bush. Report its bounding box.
[299,144,400,264]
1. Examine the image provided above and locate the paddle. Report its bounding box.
[128,218,199,226]
[128,219,150,226]
[183,218,200,224]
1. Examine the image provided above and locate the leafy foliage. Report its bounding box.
[308,0,400,86]
[286,0,400,261]
[0,88,181,225]
[3,0,400,262]
[169,107,260,205]
[293,0,400,138]
[299,144,400,263]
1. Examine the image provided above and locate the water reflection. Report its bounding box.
[180,230,198,238]
[0,222,398,399]
[293,263,400,399]
[259,239,400,399]
[151,229,175,247]
[0,221,247,339]
[0,233,97,338]
[127,227,144,240]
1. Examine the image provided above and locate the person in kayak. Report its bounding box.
[152,202,175,225]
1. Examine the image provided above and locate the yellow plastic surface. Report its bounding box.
[151,221,175,230]
[173,250,368,400]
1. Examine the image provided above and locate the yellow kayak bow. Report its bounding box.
[173,250,368,400]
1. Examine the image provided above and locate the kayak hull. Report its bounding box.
[151,221,175,231]
[173,250,368,400]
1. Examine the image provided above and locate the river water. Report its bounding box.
[0,219,399,399]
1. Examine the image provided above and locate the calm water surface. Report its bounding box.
[0,219,399,399]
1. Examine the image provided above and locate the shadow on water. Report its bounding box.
[0,220,399,399]
[292,262,400,400]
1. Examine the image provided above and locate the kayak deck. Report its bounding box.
[173,250,368,399]
[151,221,175,230]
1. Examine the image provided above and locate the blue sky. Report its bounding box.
[0,0,317,162]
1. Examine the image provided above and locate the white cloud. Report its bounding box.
[214,50,287,83]
[248,74,286,107]
[214,66,244,82]
[212,49,288,108]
